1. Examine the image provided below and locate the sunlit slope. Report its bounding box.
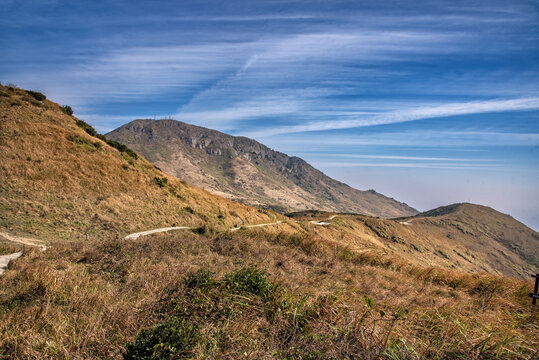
[288,204,538,278]
[0,85,275,241]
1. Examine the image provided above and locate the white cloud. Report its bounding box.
[174,97,302,130]
[311,162,507,171]
[243,98,539,137]
[259,131,539,152]
[337,154,496,162]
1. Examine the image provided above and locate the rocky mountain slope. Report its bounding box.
[0,85,275,241]
[107,119,417,218]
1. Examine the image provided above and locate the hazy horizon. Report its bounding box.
[1,0,538,229]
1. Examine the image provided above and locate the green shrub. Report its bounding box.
[75,119,98,137]
[74,119,138,159]
[154,177,168,188]
[124,267,280,359]
[222,266,278,303]
[24,90,46,101]
[191,225,209,235]
[67,135,100,151]
[123,318,200,360]
[60,105,73,116]
[168,187,180,198]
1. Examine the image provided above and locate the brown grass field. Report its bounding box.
[0,227,537,359]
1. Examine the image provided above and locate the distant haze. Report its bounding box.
[1,0,537,229]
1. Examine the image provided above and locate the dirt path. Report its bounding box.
[399,220,413,226]
[1,220,285,274]
[229,221,283,232]
[310,215,337,226]
[124,221,284,239]
[0,252,23,275]
[0,232,48,276]
[0,232,48,250]
[124,226,194,240]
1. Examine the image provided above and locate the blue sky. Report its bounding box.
[2,0,539,229]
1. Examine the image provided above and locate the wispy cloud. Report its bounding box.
[174,97,303,130]
[243,98,539,137]
[3,0,539,229]
[337,154,497,162]
[262,131,539,150]
[311,162,507,171]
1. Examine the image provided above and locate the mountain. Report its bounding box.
[0,85,276,241]
[106,119,417,218]
[288,203,538,278]
[414,203,539,273]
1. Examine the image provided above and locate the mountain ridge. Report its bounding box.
[107,119,417,218]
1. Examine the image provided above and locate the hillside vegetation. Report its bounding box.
[0,85,276,242]
[107,119,417,217]
[1,225,537,359]
[288,205,538,278]
[0,86,537,359]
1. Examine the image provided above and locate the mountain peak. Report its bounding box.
[108,119,417,217]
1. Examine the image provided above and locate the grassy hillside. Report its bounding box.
[0,85,275,242]
[288,205,538,278]
[417,203,539,270]
[1,226,537,359]
[107,119,417,218]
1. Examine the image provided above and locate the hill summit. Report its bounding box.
[107,119,417,217]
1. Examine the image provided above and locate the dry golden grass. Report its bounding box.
[0,228,537,359]
[0,85,277,243]
[287,212,537,278]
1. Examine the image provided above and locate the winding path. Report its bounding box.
[124,226,194,240]
[0,232,48,275]
[123,221,284,240]
[1,220,286,275]
[399,220,413,226]
[0,252,23,275]
[310,215,337,226]
[229,221,283,232]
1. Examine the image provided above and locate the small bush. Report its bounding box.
[25,90,46,101]
[106,139,139,159]
[67,135,100,151]
[223,266,278,303]
[60,105,74,116]
[75,119,99,137]
[191,225,208,235]
[123,318,200,360]
[154,177,168,188]
[168,187,183,199]
[124,268,279,359]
